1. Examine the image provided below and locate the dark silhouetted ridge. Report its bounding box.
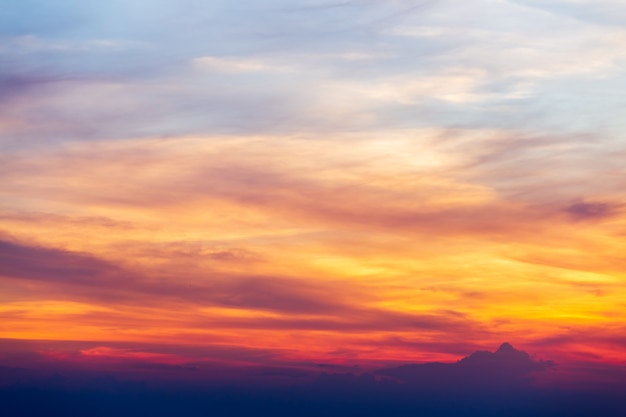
[376,343,554,389]
[497,342,514,352]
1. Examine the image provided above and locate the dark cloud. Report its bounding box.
[0,75,53,102]
[565,200,620,220]
[201,309,475,333]
[0,237,344,314]
[0,238,123,286]
[376,342,553,389]
[2,340,626,417]
[0,238,280,308]
[0,338,282,371]
[0,237,479,334]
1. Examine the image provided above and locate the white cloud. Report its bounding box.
[192,56,286,73]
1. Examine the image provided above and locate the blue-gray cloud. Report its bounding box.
[3,0,624,150]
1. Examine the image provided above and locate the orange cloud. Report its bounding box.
[1,131,625,369]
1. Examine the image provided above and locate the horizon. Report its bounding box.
[2,341,624,416]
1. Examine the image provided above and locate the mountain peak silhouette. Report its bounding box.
[375,342,554,388]
[497,342,515,353]
[456,342,538,368]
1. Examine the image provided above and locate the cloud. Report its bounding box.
[0,74,54,102]
[201,309,475,333]
[0,238,123,286]
[0,134,561,239]
[2,0,625,147]
[376,342,554,389]
[5,339,624,417]
[2,130,624,349]
[0,236,486,342]
[510,0,626,28]
[193,56,286,73]
[565,200,622,221]
[0,236,343,314]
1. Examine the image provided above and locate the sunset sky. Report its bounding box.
[2,0,626,400]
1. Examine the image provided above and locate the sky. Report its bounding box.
[1,0,626,414]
